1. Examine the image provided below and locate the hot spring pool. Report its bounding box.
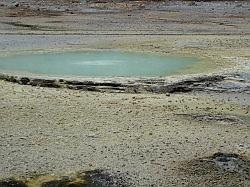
[0,51,199,77]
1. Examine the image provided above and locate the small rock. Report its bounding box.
[14,3,20,7]
[87,133,99,138]
[188,2,197,6]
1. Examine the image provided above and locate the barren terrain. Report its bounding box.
[0,0,249,186]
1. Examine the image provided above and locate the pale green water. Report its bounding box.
[0,51,199,77]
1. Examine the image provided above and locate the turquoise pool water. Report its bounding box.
[0,51,199,77]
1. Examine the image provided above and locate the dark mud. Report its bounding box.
[178,152,250,186]
[212,153,249,175]
[0,170,129,187]
[0,179,27,187]
[82,170,129,187]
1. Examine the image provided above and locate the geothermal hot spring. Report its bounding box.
[0,51,199,77]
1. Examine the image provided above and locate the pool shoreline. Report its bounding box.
[0,52,248,94]
[0,70,248,94]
